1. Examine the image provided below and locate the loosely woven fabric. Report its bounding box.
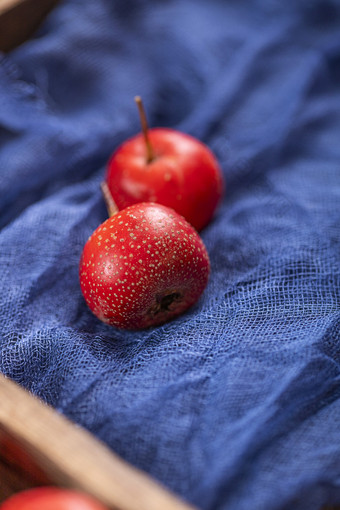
[0,1,339,508]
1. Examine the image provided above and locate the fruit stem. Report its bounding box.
[101,181,119,217]
[135,96,154,163]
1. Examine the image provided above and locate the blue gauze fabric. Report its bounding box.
[0,1,340,509]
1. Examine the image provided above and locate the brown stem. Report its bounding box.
[135,96,154,163]
[100,181,119,217]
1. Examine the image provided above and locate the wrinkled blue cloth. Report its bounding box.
[1,0,340,508]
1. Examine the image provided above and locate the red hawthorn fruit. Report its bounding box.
[0,487,107,510]
[79,202,210,329]
[105,97,224,232]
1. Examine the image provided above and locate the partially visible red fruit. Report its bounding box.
[106,97,224,232]
[79,203,210,330]
[0,487,107,510]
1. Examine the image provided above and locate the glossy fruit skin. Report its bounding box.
[79,203,210,330]
[106,128,224,232]
[0,487,107,510]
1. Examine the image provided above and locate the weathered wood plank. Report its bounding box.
[0,374,196,510]
[0,0,59,52]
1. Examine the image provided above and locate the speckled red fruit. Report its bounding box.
[0,487,107,510]
[106,128,224,232]
[79,203,210,330]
